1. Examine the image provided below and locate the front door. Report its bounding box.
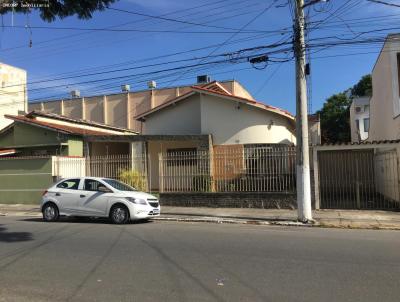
[78,179,110,216]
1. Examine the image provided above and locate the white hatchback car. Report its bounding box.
[41,177,160,224]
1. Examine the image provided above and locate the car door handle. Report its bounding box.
[55,193,61,196]
[80,194,86,198]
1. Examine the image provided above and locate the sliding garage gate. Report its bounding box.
[315,144,400,210]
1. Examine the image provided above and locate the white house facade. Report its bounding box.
[368,34,400,141]
[350,96,370,142]
[137,84,296,146]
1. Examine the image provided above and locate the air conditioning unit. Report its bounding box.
[147,80,157,89]
[70,90,80,98]
[197,75,211,84]
[121,84,130,92]
[355,106,363,113]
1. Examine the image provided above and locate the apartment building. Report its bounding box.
[0,62,27,130]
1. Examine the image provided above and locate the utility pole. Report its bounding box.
[294,0,313,222]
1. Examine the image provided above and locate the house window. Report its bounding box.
[356,119,360,131]
[364,105,369,111]
[363,118,370,132]
[166,148,197,166]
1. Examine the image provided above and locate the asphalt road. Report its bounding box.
[0,217,399,302]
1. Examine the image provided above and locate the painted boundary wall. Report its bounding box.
[0,157,54,204]
[159,192,299,209]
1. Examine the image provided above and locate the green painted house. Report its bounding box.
[0,111,136,157]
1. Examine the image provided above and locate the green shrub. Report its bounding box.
[192,175,212,192]
[119,169,147,192]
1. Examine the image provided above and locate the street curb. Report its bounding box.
[152,216,314,227]
[1,211,400,230]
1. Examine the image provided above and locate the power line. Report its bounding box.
[0,0,233,53]
[1,25,269,34]
[10,33,396,96]
[28,66,256,103]
[1,48,280,96]
[4,44,290,90]
[2,3,274,64]
[107,6,263,32]
[367,0,400,7]
[167,0,282,85]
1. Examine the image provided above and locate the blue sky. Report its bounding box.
[0,0,397,114]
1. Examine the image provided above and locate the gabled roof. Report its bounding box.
[135,85,294,123]
[4,113,136,136]
[200,81,232,95]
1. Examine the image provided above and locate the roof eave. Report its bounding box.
[5,115,75,135]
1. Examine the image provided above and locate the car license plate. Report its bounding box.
[153,209,159,214]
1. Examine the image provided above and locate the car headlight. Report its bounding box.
[125,197,147,205]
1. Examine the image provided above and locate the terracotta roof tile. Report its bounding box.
[26,111,137,133]
[0,149,17,156]
[136,85,294,122]
[5,115,123,136]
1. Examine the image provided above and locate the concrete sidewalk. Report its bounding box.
[1,204,399,229]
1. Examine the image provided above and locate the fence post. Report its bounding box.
[209,147,215,192]
[313,147,320,210]
[158,153,163,193]
[356,181,361,209]
[148,153,152,193]
[56,156,61,181]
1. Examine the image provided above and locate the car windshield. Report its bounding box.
[103,179,137,191]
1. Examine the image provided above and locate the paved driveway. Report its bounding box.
[0,216,399,302]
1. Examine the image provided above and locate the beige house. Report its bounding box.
[28,79,253,133]
[0,62,28,130]
[137,83,296,144]
[134,82,296,189]
[368,34,400,141]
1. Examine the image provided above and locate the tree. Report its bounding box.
[0,0,117,22]
[351,74,372,97]
[317,74,372,143]
[317,93,351,144]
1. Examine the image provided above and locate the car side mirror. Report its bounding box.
[98,186,111,193]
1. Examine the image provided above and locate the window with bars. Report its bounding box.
[166,148,198,166]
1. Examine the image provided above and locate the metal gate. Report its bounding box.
[317,148,400,210]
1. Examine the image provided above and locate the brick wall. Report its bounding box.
[159,192,298,209]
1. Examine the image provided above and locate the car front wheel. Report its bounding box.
[110,205,129,224]
[42,203,59,222]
